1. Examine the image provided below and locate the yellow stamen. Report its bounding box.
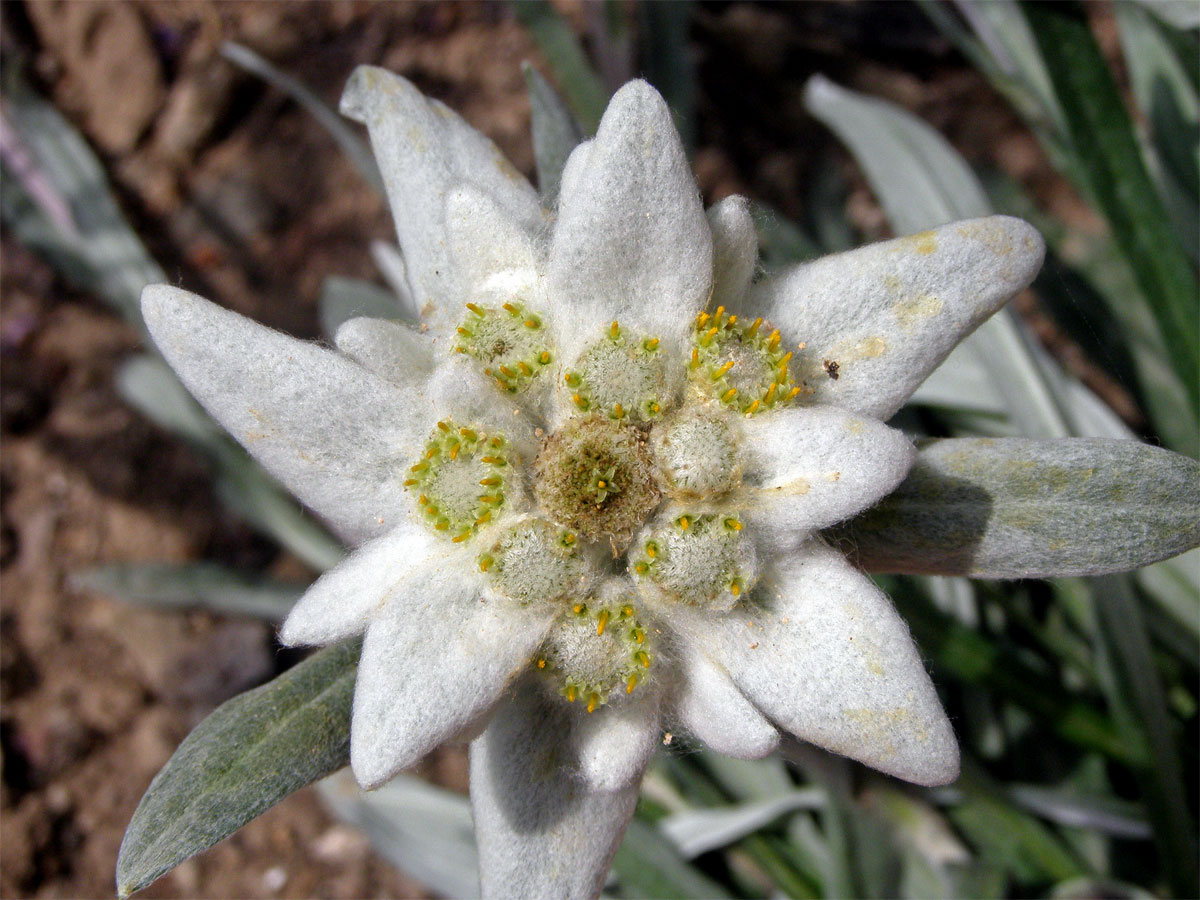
[725,517,743,531]
[626,674,638,694]
[721,387,738,403]
[714,305,725,323]
[479,555,494,572]
[779,351,794,366]
[643,337,660,351]
[587,693,599,713]
[621,605,634,618]
[768,330,781,349]
[765,382,778,402]
[518,361,532,376]
[702,326,719,345]
[690,347,700,368]
[746,399,761,414]
[713,359,735,379]
[452,531,470,543]
[609,320,620,339]
[677,516,691,530]
[449,444,459,460]
[456,326,471,337]
[480,456,504,465]
[634,561,650,575]
[566,685,577,703]
[730,580,741,597]
[410,461,428,473]
[697,311,711,327]
[425,447,438,459]
[418,494,430,506]
[536,658,546,669]
[480,476,501,486]
[466,302,484,316]
[404,478,418,486]
[489,436,504,448]
[633,627,646,645]
[647,402,661,415]
[789,386,802,399]
[645,542,658,558]
[572,393,589,410]
[524,319,539,329]
[475,511,492,526]
[727,314,738,326]
[596,610,610,636]
[747,317,763,337]
[612,403,625,419]
[460,427,478,440]
[479,494,504,506]
[635,650,651,668]
[573,603,585,614]
[435,520,449,531]
[503,302,519,315]
[499,365,515,378]
[538,351,551,364]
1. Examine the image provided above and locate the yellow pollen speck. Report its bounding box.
[597,480,607,489]
[634,561,650,575]
[596,610,610,635]
[536,658,546,669]
[648,402,661,414]
[573,603,585,614]
[418,494,430,505]
[730,581,741,597]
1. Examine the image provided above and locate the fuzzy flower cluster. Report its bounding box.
[141,69,1044,899]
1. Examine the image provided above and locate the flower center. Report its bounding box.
[454,300,553,393]
[689,307,801,414]
[652,407,742,497]
[631,511,758,611]
[563,321,667,423]
[479,518,594,605]
[533,416,660,550]
[534,588,653,713]
[405,421,510,542]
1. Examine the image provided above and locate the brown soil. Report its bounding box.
[0,2,1139,898]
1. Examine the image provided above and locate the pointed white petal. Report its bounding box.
[674,648,779,759]
[736,405,915,550]
[446,184,544,300]
[340,67,542,326]
[749,216,1044,419]
[574,692,662,791]
[707,195,758,310]
[280,521,437,647]
[471,683,642,900]
[677,541,959,786]
[549,81,712,363]
[334,317,436,386]
[142,285,430,544]
[351,572,554,790]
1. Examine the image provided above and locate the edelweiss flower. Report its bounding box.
[141,69,1044,899]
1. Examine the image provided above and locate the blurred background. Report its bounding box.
[1,2,1196,898]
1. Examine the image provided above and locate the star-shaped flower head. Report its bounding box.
[141,69,1044,900]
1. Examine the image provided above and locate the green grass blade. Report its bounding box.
[1025,2,1199,411]
[117,641,359,897]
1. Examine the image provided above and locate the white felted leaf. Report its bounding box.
[141,285,430,545]
[334,317,436,386]
[280,522,438,647]
[471,682,642,900]
[747,216,1045,420]
[674,648,779,759]
[428,357,543,465]
[446,185,544,301]
[674,541,959,786]
[548,80,712,364]
[573,692,662,792]
[736,405,916,550]
[340,67,542,328]
[351,570,554,790]
[707,195,758,311]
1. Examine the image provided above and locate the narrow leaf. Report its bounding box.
[613,817,728,899]
[522,62,584,204]
[318,275,403,340]
[1025,2,1198,410]
[220,42,383,193]
[117,641,359,898]
[511,1,608,132]
[74,562,301,621]
[839,438,1200,579]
